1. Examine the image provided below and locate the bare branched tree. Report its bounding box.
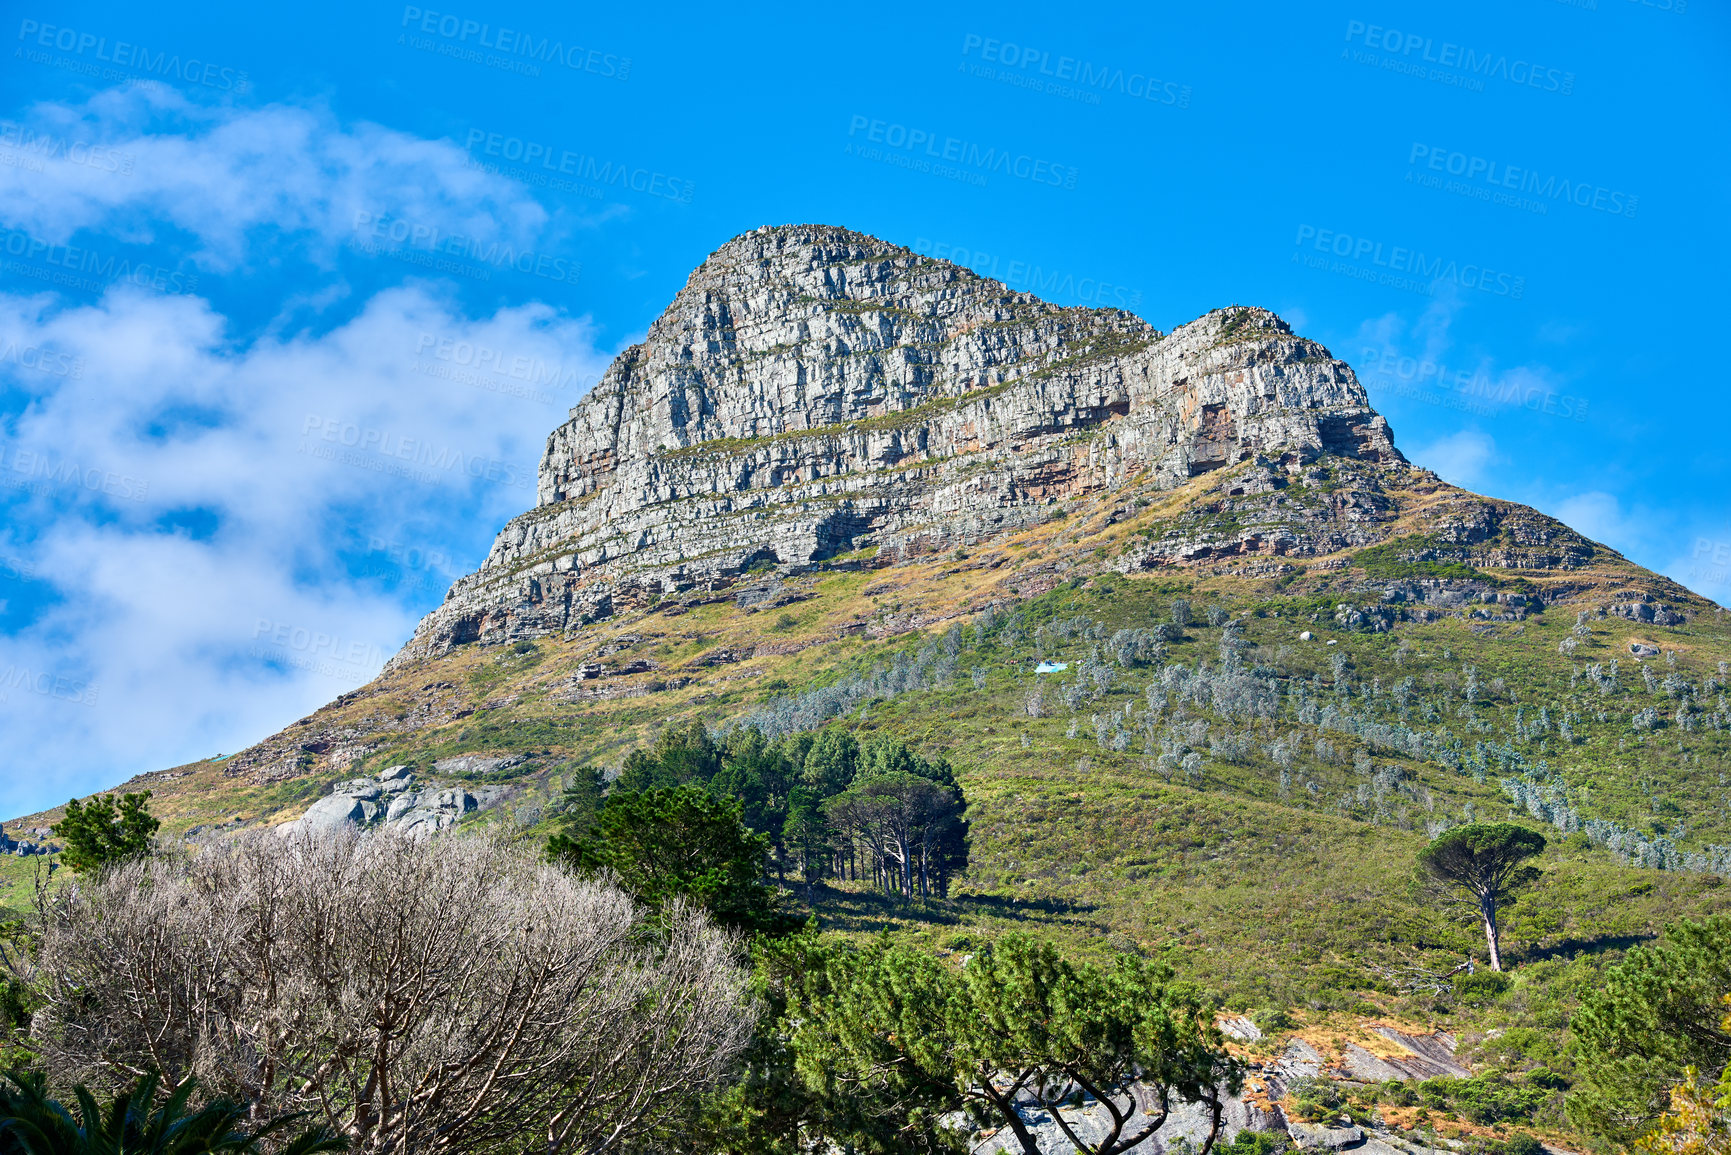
[25,828,754,1154]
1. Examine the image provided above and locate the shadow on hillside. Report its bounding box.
[1521,932,1657,964]
[952,892,1101,920]
[806,883,1100,933]
[809,883,963,932]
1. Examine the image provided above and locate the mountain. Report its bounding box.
[8,225,1731,1145]
[393,223,1399,663]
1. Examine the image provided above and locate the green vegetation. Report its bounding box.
[0,1068,345,1155]
[726,932,1239,1154]
[1418,823,1548,971]
[1353,535,1490,583]
[549,784,780,932]
[9,460,1731,1151]
[50,793,157,875]
[1570,915,1731,1146]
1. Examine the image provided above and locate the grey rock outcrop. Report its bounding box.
[1287,1121,1365,1150]
[392,224,1402,663]
[281,769,512,839]
[0,823,55,856]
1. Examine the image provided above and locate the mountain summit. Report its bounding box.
[398,223,1404,662]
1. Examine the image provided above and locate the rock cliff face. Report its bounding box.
[394,224,1403,663]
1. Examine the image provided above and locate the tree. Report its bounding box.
[782,786,831,904]
[823,736,968,900]
[50,792,158,875]
[825,775,964,900]
[1416,822,1546,971]
[1571,915,1731,1146]
[788,934,1240,1155]
[547,763,606,840]
[0,1068,344,1155]
[800,728,858,797]
[616,720,723,792]
[710,728,797,881]
[693,931,944,1155]
[26,829,753,1155]
[550,784,779,931]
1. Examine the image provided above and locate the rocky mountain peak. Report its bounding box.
[395,225,1403,663]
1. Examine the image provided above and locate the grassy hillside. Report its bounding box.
[8,458,1729,1148]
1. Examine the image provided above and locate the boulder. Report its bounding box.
[378,764,414,781]
[1286,1121,1364,1149]
[298,795,368,832]
[392,809,459,840]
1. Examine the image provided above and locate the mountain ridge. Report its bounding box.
[392,222,1403,665]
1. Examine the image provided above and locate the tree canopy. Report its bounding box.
[1417,822,1546,971]
[786,933,1240,1155]
[50,792,158,875]
[1571,915,1731,1147]
[548,784,778,932]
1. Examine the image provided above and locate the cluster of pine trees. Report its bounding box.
[548,721,968,910]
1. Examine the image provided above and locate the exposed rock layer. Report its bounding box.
[395,224,1403,663]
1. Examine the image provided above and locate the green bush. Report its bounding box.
[1492,1136,1544,1155]
[1415,1075,1550,1125]
[1453,970,1512,1004]
[1253,1005,1295,1034]
[1285,1076,1344,1122]
[1226,1129,1287,1154]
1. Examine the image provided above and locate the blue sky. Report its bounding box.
[0,0,1725,818]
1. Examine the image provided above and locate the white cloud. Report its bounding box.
[0,84,556,269]
[0,85,620,818]
[0,282,611,818]
[1348,299,1584,424]
[1552,491,1640,553]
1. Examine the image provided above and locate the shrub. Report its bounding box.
[1454,970,1513,1004]
[1286,1076,1344,1122]
[29,830,753,1154]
